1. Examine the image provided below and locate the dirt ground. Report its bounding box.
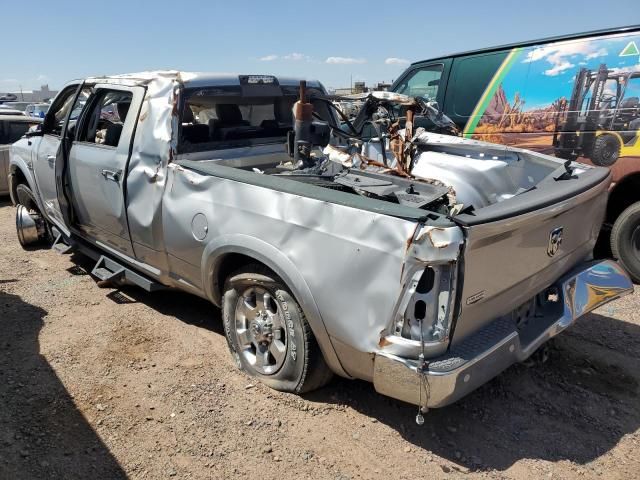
[1,200,639,480]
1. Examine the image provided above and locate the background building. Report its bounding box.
[0,85,58,103]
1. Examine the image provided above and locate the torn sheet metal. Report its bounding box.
[164,159,437,377]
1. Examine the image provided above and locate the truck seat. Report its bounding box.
[104,124,123,147]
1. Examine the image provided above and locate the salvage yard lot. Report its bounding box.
[1,199,639,480]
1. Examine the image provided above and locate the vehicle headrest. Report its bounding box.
[215,104,244,124]
[117,102,131,121]
[183,105,195,123]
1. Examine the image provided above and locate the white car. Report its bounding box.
[0,107,26,116]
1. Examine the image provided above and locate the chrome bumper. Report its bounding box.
[373,260,633,408]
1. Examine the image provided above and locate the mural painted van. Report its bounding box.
[391,25,640,281]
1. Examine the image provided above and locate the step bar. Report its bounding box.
[50,226,165,293]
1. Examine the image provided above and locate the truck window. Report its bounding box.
[394,64,443,101]
[77,90,133,147]
[43,86,79,137]
[178,85,332,153]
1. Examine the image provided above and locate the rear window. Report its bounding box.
[178,85,332,153]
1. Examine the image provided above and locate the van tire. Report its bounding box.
[611,202,640,283]
[222,264,332,394]
[591,134,620,167]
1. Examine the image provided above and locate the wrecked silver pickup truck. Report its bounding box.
[9,71,633,415]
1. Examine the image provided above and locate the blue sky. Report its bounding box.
[2,0,639,93]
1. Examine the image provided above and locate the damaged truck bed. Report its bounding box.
[10,71,633,415]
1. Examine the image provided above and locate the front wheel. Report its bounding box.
[611,202,640,283]
[222,265,332,393]
[591,134,620,167]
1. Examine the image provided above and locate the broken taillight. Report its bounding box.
[397,264,457,344]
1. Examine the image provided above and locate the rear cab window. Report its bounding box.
[178,77,333,153]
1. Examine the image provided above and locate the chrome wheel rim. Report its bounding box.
[234,286,287,375]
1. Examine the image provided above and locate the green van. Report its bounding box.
[391,25,640,281]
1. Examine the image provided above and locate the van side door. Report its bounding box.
[444,50,530,138]
[67,85,144,256]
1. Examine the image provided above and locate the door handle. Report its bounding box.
[47,155,55,166]
[101,169,121,182]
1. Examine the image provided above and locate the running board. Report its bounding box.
[92,256,126,283]
[90,255,166,292]
[51,229,73,254]
[48,227,166,293]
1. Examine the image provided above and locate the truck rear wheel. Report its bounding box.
[611,202,640,283]
[222,265,332,393]
[591,134,620,167]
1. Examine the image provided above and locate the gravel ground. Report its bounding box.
[1,199,639,480]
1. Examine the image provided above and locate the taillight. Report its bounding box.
[397,263,457,344]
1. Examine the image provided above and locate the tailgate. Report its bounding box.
[451,167,611,344]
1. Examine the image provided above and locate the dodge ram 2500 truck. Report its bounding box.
[9,71,633,414]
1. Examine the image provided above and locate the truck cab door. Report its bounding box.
[34,83,84,227]
[66,85,144,257]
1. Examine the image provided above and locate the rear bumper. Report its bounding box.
[373,260,632,408]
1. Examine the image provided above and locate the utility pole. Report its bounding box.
[19,85,24,101]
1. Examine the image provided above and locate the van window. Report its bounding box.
[452,52,511,117]
[395,64,443,100]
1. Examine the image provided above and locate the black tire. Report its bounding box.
[591,134,620,167]
[16,184,37,210]
[611,202,640,283]
[222,264,332,393]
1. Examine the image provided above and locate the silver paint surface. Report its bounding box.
[10,71,633,405]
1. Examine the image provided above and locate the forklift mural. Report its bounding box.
[453,30,640,282]
[553,62,640,166]
[465,33,640,174]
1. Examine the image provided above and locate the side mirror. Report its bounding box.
[26,125,43,138]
